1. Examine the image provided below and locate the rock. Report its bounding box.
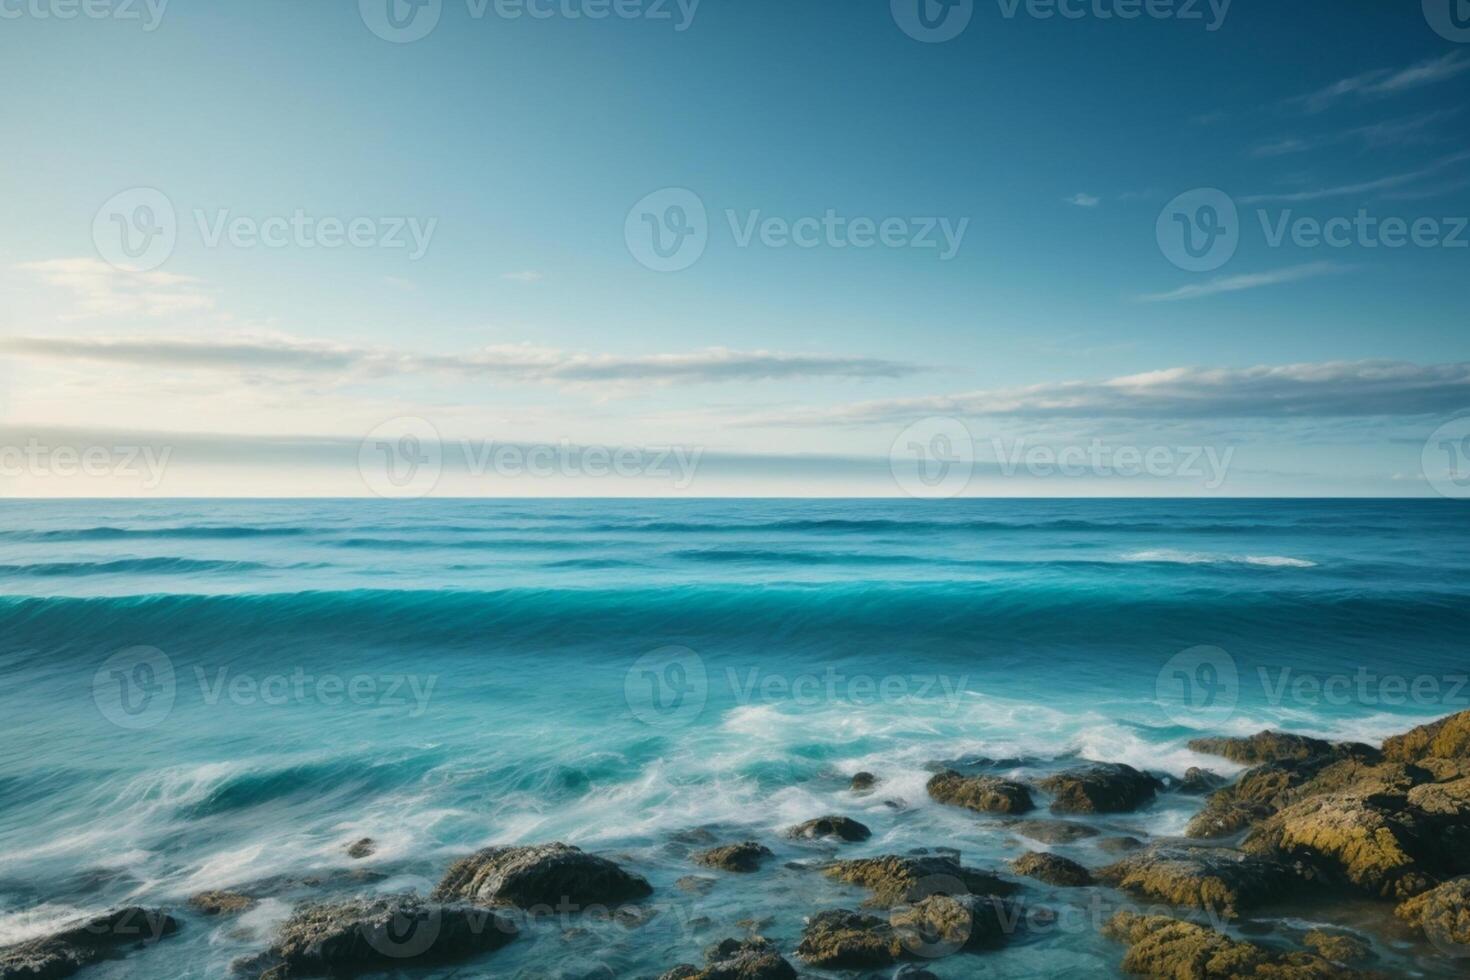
[851,772,878,792]
[1302,929,1373,963]
[1383,710,1470,763]
[1295,759,1427,798]
[189,891,256,916]
[1187,731,1376,765]
[346,837,376,859]
[0,908,178,979]
[656,937,797,980]
[1096,836,1145,854]
[1394,875,1470,951]
[822,854,1018,906]
[1184,757,1339,839]
[693,842,773,874]
[675,876,716,894]
[1010,852,1092,887]
[1174,767,1226,794]
[1097,844,1295,918]
[431,842,653,911]
[888,893,1020,953]
[785,816,872,842]
[926,771,1034,815]
[1408,775,1470,818]
[1103,911,1379,979]
[1010,819,1100,844]
[1037,763,1161,814]
[247,895,515,977]
[795,910,904,968]
[1242,793,1443,899]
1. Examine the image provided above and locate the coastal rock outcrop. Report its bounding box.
[926,771,1035,814]
[785,816,871,842]
[1394,875,1470,951]
[1097,844,1294,917]
[657,937,798,979]
[795,910,904,969]
[0,907,178,979]
[1037,763,1161,814]
[431,842,652,910]
[1187,730,1375,765]
[1302,929,1373,964]
[1009,852,1093,887]
[1382,710,1470,763]
[693,842,774,873]
[1102,911,1379,979]
[822,854,1017,906]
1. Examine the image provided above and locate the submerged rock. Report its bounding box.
[693,842,774,874]
[851,772,878,792]
[346,837,376,859]
[1037,763,1161,814]
[785,815,871,842]
[0,907,179,980]
[1382,710,1470,763]
[1097,844,1294,918]
[926,771,1035,815]
[190,891,257,916]
[1010,819,1100,844]
[432,842,652,910]
[656,936,797,980]
[1301,929,1373,964]
[1096,836,1145,854]
[247,895,515,977]
[1103,910,1379,979]
[822,854,1018,906]
[1394,875,1470,952]
[1009,852,1093,887]
[1174,767,1227,795]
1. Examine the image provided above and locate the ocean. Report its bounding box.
[1,498,1467,977]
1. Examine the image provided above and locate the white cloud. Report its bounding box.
[501,270,545,282]
[1291,52,1470,112]
[18,258,213,319]
[1137,262,1344,303]
[1240,150,1470,204]
[1064,193,1100,208]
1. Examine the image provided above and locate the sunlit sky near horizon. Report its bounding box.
[2,0,1470,496]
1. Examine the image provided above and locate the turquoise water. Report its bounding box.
[1,499,1467,977]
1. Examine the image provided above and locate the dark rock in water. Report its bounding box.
[1187,730,1376,765]
[1010,819,1100,844]
[671,827,720,846]
[656,937,797,980]
[693,842,773,874]
[1383,709,1470,762]
[795,909,904,968]
[1037,763,1161,814]
[927,770,1035,815]
[1097,844,1294,918]
[1009,852,1093,887]
[1103,911,1379,979]
[889,893,1021,954]
[1395,875,1470,951]
[822,854,1017,906]
[432,842,652,910]
[1174,767,1226,795]
[0,907,178,979]
[246,895,515,977]
[1302,929,1373,964]
[675,875,716,894]
[190,891,257,916]
[850,772,878,792]
[346,837,376,859]
[1096,836,1145,854]
[905,846,960,858]
[786,815,872,842]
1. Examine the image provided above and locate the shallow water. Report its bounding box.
[1,499,1467,977]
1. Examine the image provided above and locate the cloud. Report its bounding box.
[1291,52,1470,113]
[741,360,1470,425]
[0,335,927,385]
[18,258,213,319]
[1137,262,1345,303]
[1240,150,1470,204]
[501,270,545,282]
[1248,110,1460,160]
[1064,193,1100,208]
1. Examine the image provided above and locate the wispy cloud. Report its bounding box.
[0,335,927,386]
[742,360,1470,426]
[1240,150,1470,204]
[1064,192,1100,208]
[18,258,213,319]
[1137,262,1345,303]
[1290,51,1470,113]
[1248,109,1460,160]
[501,270,545,282]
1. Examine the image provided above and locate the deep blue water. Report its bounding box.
[0,499,1466,977]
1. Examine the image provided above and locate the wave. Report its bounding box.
[1121,549,1317,568]
[0,526,312,542]
[0,558,302,578]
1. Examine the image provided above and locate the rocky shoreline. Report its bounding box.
[6,711,1470,978]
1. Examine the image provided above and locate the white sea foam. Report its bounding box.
[1122,549,1316,567]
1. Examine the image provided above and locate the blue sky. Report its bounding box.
[2,0,1469,496]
